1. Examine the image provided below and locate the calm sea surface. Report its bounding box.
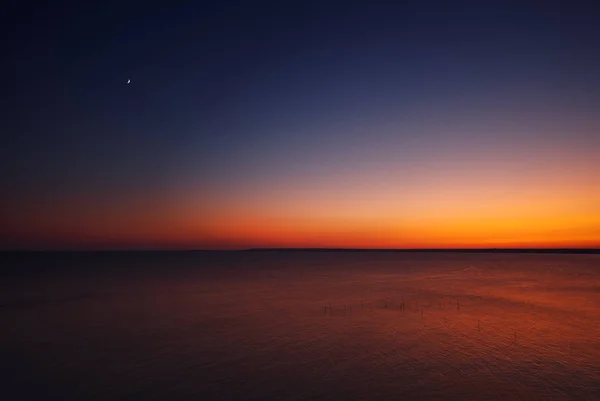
[2,252,600,400]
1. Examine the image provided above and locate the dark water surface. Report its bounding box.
[2,252,600,400]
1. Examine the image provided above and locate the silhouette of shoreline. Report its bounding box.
[1,248,598,255]
[246,248,600,254]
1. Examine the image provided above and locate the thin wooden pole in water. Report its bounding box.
[456,299,460,311]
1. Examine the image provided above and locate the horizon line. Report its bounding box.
[1,247,599,254]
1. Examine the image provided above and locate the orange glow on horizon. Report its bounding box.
[2,139,599,250]
[3,183,599,250]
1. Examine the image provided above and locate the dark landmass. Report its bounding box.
[1,248,599,256]
[247,248,600,254]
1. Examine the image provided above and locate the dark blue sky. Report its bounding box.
[2,1,600,249]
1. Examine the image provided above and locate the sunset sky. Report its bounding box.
[2,1,599,250]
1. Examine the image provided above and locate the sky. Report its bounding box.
[1,0,599,250]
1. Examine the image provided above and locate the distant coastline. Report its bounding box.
[246,248,600,254]
[1,248,598,254]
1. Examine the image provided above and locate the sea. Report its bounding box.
[2,251,600,400]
